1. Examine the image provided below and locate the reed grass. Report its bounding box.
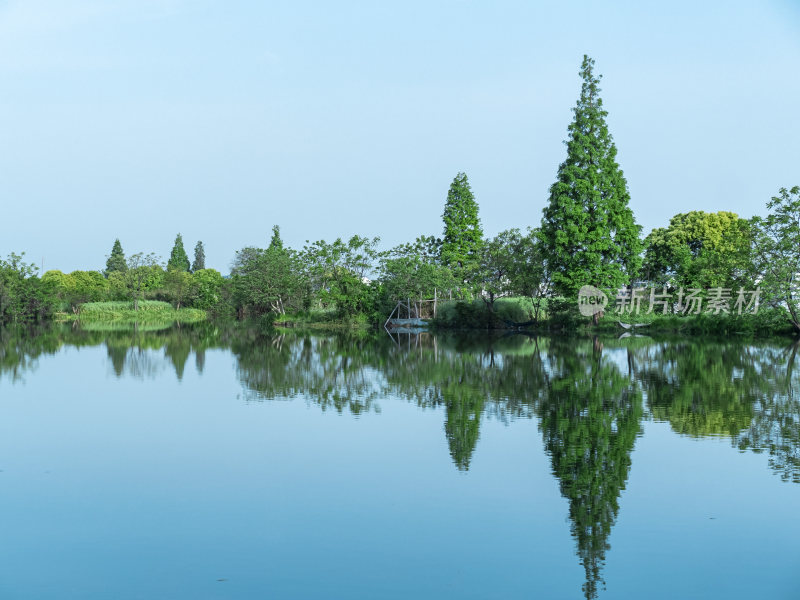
[68,301,207,324]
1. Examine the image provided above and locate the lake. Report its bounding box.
[1,323,798,599]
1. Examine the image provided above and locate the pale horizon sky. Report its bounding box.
[1,0,799,274]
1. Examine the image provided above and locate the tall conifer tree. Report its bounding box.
[167,234,191,272]
[268,225,283,251]
[105,239,127,275]
[440,172,483,284]
[540,56,641,299]
[192,241,206,272]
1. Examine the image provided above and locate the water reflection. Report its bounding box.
[1,323,799,598]
[537,338,643,599]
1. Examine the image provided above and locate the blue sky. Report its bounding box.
[1,0,799,273]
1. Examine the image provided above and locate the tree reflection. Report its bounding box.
[537,338,643,599]
[633,338,800,483]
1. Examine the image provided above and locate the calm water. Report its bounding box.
[1,323,799,599]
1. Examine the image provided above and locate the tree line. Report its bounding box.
[2,55,799,332]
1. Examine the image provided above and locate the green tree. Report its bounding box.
[41,270,70,306]
[192,241,206,272]
[753,186,800,333]
[507,228,551,323]
[642,211,753,289]
[65,271,109,309]
[301,235,381,317]
[105,239,127,276]
[167,234,191,272]
[0,253,55,323]
[191,269,226,311]
[124,253,162,311]
[233,227,308,316]
[540,56,642,307]
[268,225,283,251]
[440,172,483,288]
[381,236,455,305]
[477,229,523,312]
[164,269,194,310]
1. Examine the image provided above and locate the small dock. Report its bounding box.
[384,298,436,331]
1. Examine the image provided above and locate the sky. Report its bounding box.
[1,0,799,274]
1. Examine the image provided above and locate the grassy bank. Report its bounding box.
[58,301,207,324]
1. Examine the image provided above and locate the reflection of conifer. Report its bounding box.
[539,346,643,599]
[444,394,484,470]
[106,344,127,377]
[165,338,192,380]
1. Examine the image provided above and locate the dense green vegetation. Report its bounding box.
[1,57,797,335]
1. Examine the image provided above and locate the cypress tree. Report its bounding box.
[167,233,191,272]
[268,225,283,251]
[540,55,642,300]
[440,172,484,282]
[192,241,206,272]
[105,239,127,275]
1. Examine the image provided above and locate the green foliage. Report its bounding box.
[642,211,754,289]
[434,297,541,329]
[440,172,483,287]
[163,269,194,309]
[506,228,551,322]
[543,297,584,330]
[105,239,127,275]
[42,270,109,310]
[76,300,206,323]
[107,271,128,300]
[233,227,308,316]
[540,55,642,299]
[41,270,69,303]
[192,240,206,272]
[68,271,109,302]
[752,185,800,333]
[476,229,519,310]
[268,225,283,251]
[167,233,191,272]
[301,235,381,318]
[124,253,163,311]
[381,236,455,302]
[0,253,56,323]
[80,300,174,315]
[191,269,226,311]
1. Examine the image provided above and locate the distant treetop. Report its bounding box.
[192,240,206,272]
[105,239,127,276]
[168,233,191,272]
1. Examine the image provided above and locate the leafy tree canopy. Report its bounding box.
[642,211,754,289]
[753,185,800,332]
